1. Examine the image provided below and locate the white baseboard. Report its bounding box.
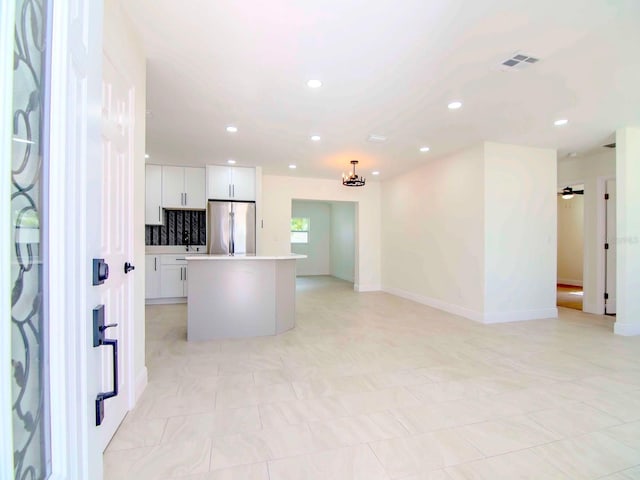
[557,278,583,287]
[383,287,484,322]
[133,366,148,406]
[384,287,558,324]
[614,321,640,336]
[355,284,381,292]
[482,308,558,324]
[145,297,187,305]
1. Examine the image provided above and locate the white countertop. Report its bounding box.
[185,254,306,261]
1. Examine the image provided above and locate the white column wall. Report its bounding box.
[615,127,640,336]
[483,142,557,322]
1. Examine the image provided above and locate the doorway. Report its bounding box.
[291,200,356,284]
[556,184,584,310]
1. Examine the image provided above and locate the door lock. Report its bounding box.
[93,258,109,285]
[124,262,135,274]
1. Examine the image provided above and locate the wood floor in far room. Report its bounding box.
[557,284,584,311]
[105,276,636,480]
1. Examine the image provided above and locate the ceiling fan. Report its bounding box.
[558,186,584,199]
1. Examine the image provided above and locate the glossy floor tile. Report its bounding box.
[105,276,640,479]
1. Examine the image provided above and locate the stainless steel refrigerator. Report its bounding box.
[207,200,256,255]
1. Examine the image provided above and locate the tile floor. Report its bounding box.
[104,276,640,479]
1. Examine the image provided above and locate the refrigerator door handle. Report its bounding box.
[229,211,234,255]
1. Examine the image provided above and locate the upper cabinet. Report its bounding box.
[145,164,163,225]
[162,166,206,210]
[206,165,255,201]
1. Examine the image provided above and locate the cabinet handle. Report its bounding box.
[158,206,161,222]
[183,267,187,281]
[232,184,235,197]
[154,257,157,271]
[180,268,183,281]
[228,184,231,197]
[185,192,188,205]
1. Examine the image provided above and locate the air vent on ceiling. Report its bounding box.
[500,53,540,70]
[603,142,616,149]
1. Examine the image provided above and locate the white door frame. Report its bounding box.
[0,0,17,478]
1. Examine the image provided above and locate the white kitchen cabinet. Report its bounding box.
[206,165,255,201]
[162,166,206,209]
[184,167,206,208]
[145,255,162,298]
[159,255,188,298]
[145,165,163,225]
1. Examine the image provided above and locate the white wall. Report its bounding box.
[382,141,557,323]
[381,144,486,318]
[483,142,557,322]
[104,0,147,401]
[330,202,355,282]
[615,127,640,336]
[260,175,381,291]
[291,201,331,275]
[557,195,584,285]
[558,149,615,313]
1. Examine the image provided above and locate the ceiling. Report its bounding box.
[122,0,640,180]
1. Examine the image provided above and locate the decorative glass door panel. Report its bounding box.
[10,0,51,477]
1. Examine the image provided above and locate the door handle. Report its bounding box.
[95,338,118,426]
[124,262,135,274]
[92,305,119,426]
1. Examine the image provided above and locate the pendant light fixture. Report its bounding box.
[342,160,365,187]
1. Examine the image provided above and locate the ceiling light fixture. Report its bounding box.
[559,186,584,200]
[226,125,238,133]
[419,146,430,153]
[448,101,462,110]
[227,159,236,164]
[307,79,322,88]
[554,119,568,126]
[288,164,297,169]
[372,171,380,176]
[342,160,365,187]
[310,135,321,141]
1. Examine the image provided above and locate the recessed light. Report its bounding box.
[227,159,236,164]
[419,146,430,153]
[144,153,150,159]
[554,119,568,126]
[226,125,238,133]
[288,164,297,169]
[367,134,387,143]
[448,101,462,110]
[372,171,380,176]
[310,135,321,141]
[307,79,322,88]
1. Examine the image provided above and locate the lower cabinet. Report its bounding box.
[145,255,162,298]
[145,254,188,302]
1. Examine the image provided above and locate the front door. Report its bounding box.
[95,53,135,449]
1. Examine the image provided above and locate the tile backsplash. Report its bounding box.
[145,209,206,246]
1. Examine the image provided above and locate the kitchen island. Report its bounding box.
[185,254,305,341]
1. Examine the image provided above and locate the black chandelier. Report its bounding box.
[342,160,366,187]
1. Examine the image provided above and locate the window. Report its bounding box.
[291,217,310,244]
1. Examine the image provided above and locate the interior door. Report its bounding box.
[96,54,134,449]
[605,179,617,314]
